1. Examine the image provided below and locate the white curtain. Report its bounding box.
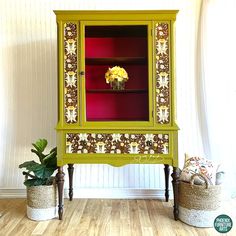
[196,0,236,197]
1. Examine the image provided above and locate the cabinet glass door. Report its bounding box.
[83,24,150,122]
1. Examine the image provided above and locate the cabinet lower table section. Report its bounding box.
[56,130,179,221]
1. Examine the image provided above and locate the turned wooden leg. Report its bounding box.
[164,164,170,202]
[56,166,65,220]
[68,164,74,201]
[171,167,180,220]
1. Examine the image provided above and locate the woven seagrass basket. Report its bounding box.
[179,173,223,227]
[27,183,58,221]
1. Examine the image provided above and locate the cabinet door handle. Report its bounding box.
[80,71,85,76]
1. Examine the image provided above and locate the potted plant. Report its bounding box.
[19,138,58,221]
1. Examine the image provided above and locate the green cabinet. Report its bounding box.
[54,10,179,220]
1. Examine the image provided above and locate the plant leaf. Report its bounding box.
[43,167,56,179]
[31,149,46,160]
[31,164,56,179]
[50,147,57,154]
[24,178,46,187]
[32,139,48,153]
[42,151,57,166]
[31,139,47,163]
[31,164,46,178]
[19,160,38,169]
[46,157,57,168]
[46,177,55,185]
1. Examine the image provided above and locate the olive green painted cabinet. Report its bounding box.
[54,10,179,220]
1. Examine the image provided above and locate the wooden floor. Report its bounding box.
[0,198,235,236]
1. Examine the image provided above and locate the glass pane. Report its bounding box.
[85,25,149,121]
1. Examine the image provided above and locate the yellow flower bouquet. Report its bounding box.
[105,66,129,90]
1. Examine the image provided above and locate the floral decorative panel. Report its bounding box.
[64,22,78,123]
[66,133,169,154]
[155,23,170,124]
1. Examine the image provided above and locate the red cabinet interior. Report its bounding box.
[85,25,149,121]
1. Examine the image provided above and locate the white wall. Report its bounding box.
[0,0,201,197]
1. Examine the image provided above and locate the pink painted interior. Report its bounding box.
[85,37,147,57]
[86,93,149,121]
[85,26,149,121]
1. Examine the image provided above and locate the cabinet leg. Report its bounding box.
[164,164,170,202]
[56,166,65,220]
[171,167,180,221]
[68,164,74,201]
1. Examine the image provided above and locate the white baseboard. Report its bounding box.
[0,188,27,198]
[65,188,173,199]
[0,188,173,199]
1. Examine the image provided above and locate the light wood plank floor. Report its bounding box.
[0,198,235,236]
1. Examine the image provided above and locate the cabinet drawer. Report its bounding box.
[66,133,169,155]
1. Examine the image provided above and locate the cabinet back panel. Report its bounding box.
[85,37,147,58]
[86,93,149,121]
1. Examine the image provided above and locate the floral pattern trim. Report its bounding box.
[64,22,78,123]
[155,23,170,124]
[66,133,169,154]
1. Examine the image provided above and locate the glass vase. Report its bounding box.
[110,79,125,90]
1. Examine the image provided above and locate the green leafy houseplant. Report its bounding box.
[19,139,57,187]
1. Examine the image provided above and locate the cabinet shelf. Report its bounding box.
[86,89,148,93]
[86,57,147,65]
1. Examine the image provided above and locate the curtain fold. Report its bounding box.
[195,0,212,160]
[196,0,236,197]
